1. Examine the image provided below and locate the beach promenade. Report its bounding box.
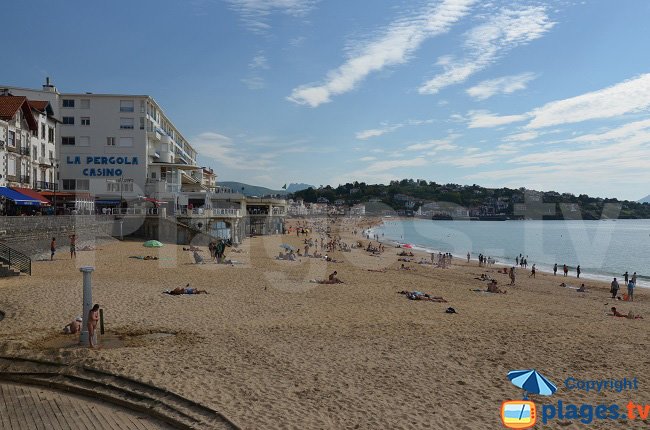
[0,217,649,429]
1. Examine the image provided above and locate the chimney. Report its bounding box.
[42,76,57,93]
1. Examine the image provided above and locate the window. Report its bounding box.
[33,146,37,160]
[78,136,90,147]
[62,99,75,108]
[140,100,145,113]
[107,137,116,146]
[8,157,16,176]
[76,179,90,190]
[120,117,134,129]
[80,99,90,109]
[41,143,45,157]
[118,137,133,147]
[62,179,76,190]
[41,124,45,139]
[62,116,74,125]
[49,150,53,161]
[62,136,76,146]
[81,117,90,126]
[8,130,15,147]
[151,172,156,179]
[120,100,134,112]
[48,127,54,143]
[139,117,145,130]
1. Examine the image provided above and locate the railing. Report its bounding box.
[36,181,58,191]
[0,242,31,276]
[179,208,241,217]
[107,208,159,216]
[7,144,18,153]
[19,146,30,156]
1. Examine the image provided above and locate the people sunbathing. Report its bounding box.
[609,307,642,319]
[398,290,447,302]
[486,280,507,294]
[400,264,415,271]
[313,271,344,284]
[166,284,208,295]
[182,246,201,251]
[193,251,205,264]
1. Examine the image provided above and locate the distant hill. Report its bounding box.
[639,195,650,203]
[286,183,314,193]
[219,181,287,197]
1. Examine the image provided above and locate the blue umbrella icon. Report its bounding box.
[508,369,557,399]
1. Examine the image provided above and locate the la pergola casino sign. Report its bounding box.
[66,155,140,177]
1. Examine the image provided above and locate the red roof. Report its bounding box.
[28,100,50,113]
[0,96,37,130]
[10,187,51,205]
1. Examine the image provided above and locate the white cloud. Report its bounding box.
[359,156,377,161]
[419,7,554,95]
[568,118,650,143]
[525,73,650,129]
[467,110,529,128]
[193,132,275,170]
[241,76,266,90]
[226,0,317,32]
[288,0,475,107]
[406,138,457,151]
[466,72,536,100]
[355,118,434,140]
[356,124,403,140]
[249,53,269,70]
[365,157,428,172]
[503,130,539,141]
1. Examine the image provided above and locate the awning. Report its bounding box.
[11,187,51,206]
[0,187,41,206]
[95,200,121,205]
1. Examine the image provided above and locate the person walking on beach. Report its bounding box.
[553,263,558,276]
[529,264,536,278]
[50,237,56,260]
[632,272,637,286]
[576,265,581,278]
[563,264,568,277]
[467,252,470,263]
[623,271,629,284]
[627,280,635,302]
[87,304,100,348]
[69,233,77,259]
[516,256,519,266]
[610,278,619,299]
[509,267,516,285]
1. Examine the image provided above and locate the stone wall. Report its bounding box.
[0,215,116,258]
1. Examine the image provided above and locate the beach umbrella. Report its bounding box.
[508,369,557,399]
[143,240,164,248]
[279,243,296,251]
[403,244,413,249]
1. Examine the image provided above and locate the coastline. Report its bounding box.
[0,216,648,428]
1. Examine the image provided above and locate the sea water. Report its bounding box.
[372,219,649,288]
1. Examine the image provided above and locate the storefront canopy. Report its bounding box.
[0,187,41,206]
[11,187,51,206]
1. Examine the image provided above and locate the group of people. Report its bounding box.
[552,263,580,278]
[62,303,100,348]
[49,233,77,260]
[610,272,638,301]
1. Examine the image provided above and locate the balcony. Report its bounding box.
[38,157,52,167]
[19,147,31,156]
[36,181,58,191]
[19,175,31,184]
[7,144,18,153]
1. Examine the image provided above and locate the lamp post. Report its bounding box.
[49,157,59,215]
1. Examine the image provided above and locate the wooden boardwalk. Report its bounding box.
[0,381,174,430]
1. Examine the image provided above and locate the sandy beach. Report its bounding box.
[1,217,649,429]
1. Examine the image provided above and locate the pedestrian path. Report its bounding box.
[0,381,174,430]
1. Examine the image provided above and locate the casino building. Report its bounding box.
[1,79,287,240]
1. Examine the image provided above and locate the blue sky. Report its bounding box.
[3,0,650,200]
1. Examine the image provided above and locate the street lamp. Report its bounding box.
[49,157,59,215]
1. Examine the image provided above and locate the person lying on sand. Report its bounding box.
[367,269,386,273]
[400,264,416,271]
[182,246,201,251]
[144,255,158,260]
[577,284,587,292]
[609,307,642,319]
[398,291,447,302]
[166,284,208,295]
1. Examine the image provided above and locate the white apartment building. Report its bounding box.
[0,96,38,189]
[27,100,57,191]
[2,79,203,207]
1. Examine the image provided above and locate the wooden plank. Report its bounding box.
[0,384,17,430]
[8,383,31,430]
